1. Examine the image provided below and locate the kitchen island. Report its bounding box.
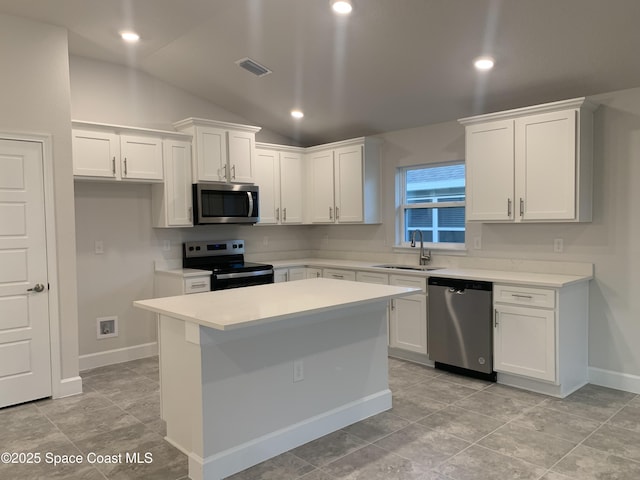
[134,278,419,480]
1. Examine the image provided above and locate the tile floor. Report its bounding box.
[1,356,639,479]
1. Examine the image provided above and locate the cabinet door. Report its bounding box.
[322,268,356,281]
[273,268,289,283]
[72,129,120,178]
[280,151,304,224]
[195,126,227,182]
[465,120,515,221]
[309,150,335,223]
[163,140,193,227]
[228,130,255,183]
[335,145,364,223]
[356,271,388,285]
[120,134,164,181]
[389,294,427,354]
[288,267,307,282]
[494,304,556,382]
[255,149,279,224]
[515,109,577,221]
[305,268,322,279]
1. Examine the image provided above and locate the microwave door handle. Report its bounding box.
[247,191,254,217]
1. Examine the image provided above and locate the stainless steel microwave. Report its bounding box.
[192,183,259,224]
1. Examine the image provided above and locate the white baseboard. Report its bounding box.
[79,342,158,372]
[188,390,392,480]
[589,367,640,394]
[53,376,83,399]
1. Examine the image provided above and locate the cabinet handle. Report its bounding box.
[124,158,127,176]
[222,164,227,180]
[283,207,287,222]
[332,274,344,279]
[276,207,280,221]
[512,294,533,299]
[316,271,321,277]
[112,156,116,175]
[329,207,333,220]
[391,299,395,311]
[191,282,206,288]
[285,271,289,281]
[336,206,340,220]
[520,198,524,217]
[232,164,236,179]
[507,198,512,217]
[494,309,499,327]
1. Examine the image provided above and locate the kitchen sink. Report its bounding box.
[373,264,442,272]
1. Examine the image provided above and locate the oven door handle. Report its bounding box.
[247,191,254,217]
[215,269,273,280]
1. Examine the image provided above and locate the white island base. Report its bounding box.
[135,278,418,480]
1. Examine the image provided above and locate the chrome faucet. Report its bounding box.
[410,230,431,265]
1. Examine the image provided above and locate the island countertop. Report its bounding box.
[134,277,419,331]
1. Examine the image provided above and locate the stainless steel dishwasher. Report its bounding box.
[427,277,495,381]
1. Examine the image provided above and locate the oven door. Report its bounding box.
[194,183,259,224]
[212,270,274,290]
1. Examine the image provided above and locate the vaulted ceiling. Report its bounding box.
[1,0,640,145]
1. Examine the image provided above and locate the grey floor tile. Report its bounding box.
[390,386,447,422]
[583,423,640,462]
[225,452,314,479]
[389,359,441,379]
[321,443,445,480]
[389,368,433,391]
[436,444,547,480]
[542,384,636,422]
[94,375,160,406]
[291,430,368,467]
[402,378,478,405]
[374,423,470,469]
[540,472,574,480]
[0,414,66,452]
[81,363,129,378]
[477,423,576,468]
[35,390,113,417]
[117,392,161,423]
[454,390,538,422]
[46,404,142,443]
[608,401,640,432]
[417,405,505,442]
[75,422,163,458]
[434,371,493,391]
[513,405,601,443]
[483,383,550,404]
[552,444,640,480]
[342,411,411,443]
[298,469,337,480]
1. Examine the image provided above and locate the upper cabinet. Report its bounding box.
[306,137,382,224]
[173,118,261,184]
[151,139,193,228]
[72,122,170,182]
[459,97,597,223]
[255,144,305,225]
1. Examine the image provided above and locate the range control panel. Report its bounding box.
[183,239,245,258]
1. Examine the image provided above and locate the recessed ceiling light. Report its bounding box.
[291,110,304,119]
[474,56,495,71]
[331,0,353,15]
[120,31,140,43]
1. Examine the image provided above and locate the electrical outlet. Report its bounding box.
[473,236,482,250]
[553,238,564,253]
[293,359,304,382]
[95,240,104,254]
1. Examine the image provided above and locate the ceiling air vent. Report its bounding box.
[235,57,272,77]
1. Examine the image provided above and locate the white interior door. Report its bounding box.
[0,139,51,408]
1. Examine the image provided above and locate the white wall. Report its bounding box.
[0,14,79,381]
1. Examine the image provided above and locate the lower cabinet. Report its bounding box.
[493,282,589,397]
[274,267,323,282]
[322,268,356,281]
[389,275,428,355]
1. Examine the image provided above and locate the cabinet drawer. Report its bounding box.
[356,271,388,285]
[184,276,211,294]
[390,275,426,293]
[323,268,356,281]
[494,284,555,309]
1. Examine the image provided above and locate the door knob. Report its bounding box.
[27,283,45,293]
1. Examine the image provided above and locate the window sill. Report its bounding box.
[392,243,468,256]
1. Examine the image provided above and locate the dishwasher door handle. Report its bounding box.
[448,288,465,295]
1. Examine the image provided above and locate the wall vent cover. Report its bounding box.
[235,57,272,77]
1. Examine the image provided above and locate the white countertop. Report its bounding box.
[134,278,419,331]
[155,267,212,278]
[269,259,592,288]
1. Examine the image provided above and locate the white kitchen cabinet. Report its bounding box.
[151,139,193,228]
[72,122,167,182]
[493,282,589,397]
[154,269,211,297]
[355,271,388,285]
[306,268,322,279]
[173,118,261,184]
[274,268,289,283]
[255,144,305,225]
[322,268,356,281]
[274,267,322,282]
[459,97,596,223]
[306,137,381,224]
[389,275,427,355]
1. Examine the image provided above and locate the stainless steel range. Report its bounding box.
[182,240,274,290]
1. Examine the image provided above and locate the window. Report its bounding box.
[398,162,465,247]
